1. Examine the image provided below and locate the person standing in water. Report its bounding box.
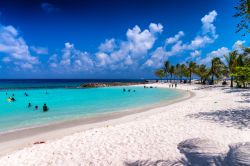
[43,104,48,112]
[28,103,32,107]
[35,105,38,110]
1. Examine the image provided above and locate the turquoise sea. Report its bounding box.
[0,80,185,132]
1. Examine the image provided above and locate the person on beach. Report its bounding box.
[43,104,48,112]
[175,83,177,88]
[28,103,32,107]
[35,105,38,110]
[169,84,171,88]
[172,84,174,88]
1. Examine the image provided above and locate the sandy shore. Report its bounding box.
[0,87,191,156]
[0,83,249,165]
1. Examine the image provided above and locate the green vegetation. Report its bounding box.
[154,69,166,80]
[195,64,209,84]
[208,57,224,85]
[234,0,250,36]
[154,47,250,88]
[187,61,197,84]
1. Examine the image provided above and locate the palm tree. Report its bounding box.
[163,61,170,82]
[243,47,250,65]
[209,57,224,85]
[154,69,166,80]
[169,65,175,82]
[234,52,249,88]
[175,63,181,82]
[187,61,196,84]
[224,50,238,87]
[195,64,209,84]
[180,64,187,83]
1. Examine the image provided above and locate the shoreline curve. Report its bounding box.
[0,87,194,156]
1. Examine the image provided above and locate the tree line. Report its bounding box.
[154,47,250,88]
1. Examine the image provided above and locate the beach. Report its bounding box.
[0,83,249,165]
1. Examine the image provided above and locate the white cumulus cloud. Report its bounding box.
[95,23,163,70]
[48,42,94,72]
[98,38,116,53]
[165,31,184,45]
[144,10,218,68]
[0,24,39,70]
[190,50,201,58]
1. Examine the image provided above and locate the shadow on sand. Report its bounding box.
[124,159,187,166]
[221,87,250,94]
[187,108,250,129]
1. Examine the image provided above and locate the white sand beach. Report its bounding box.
[0,83,249,165]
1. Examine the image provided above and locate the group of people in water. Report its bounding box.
[123,85,159,92]
[7,93,16,102]
[144,86,157,88]
[28,102,48,112]
[123,88,136,92]
[6,92,49,112]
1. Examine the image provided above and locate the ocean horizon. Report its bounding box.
[0,79,148,89]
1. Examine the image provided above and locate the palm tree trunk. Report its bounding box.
[189,70,192,84]
[230,76,233,88]
[211,74,214,85]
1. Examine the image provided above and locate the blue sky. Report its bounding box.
[0,0,249,79]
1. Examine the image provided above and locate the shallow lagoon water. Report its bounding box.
[0,86,184,132]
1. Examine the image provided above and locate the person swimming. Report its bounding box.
[133,90,136,92]
[28,102,32,107]
[123,88,126,92]
[128,89,131,92]
[43,104,48,112]
[12,93,15,97]
[11,97,16,101]
[24,92,28,96]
